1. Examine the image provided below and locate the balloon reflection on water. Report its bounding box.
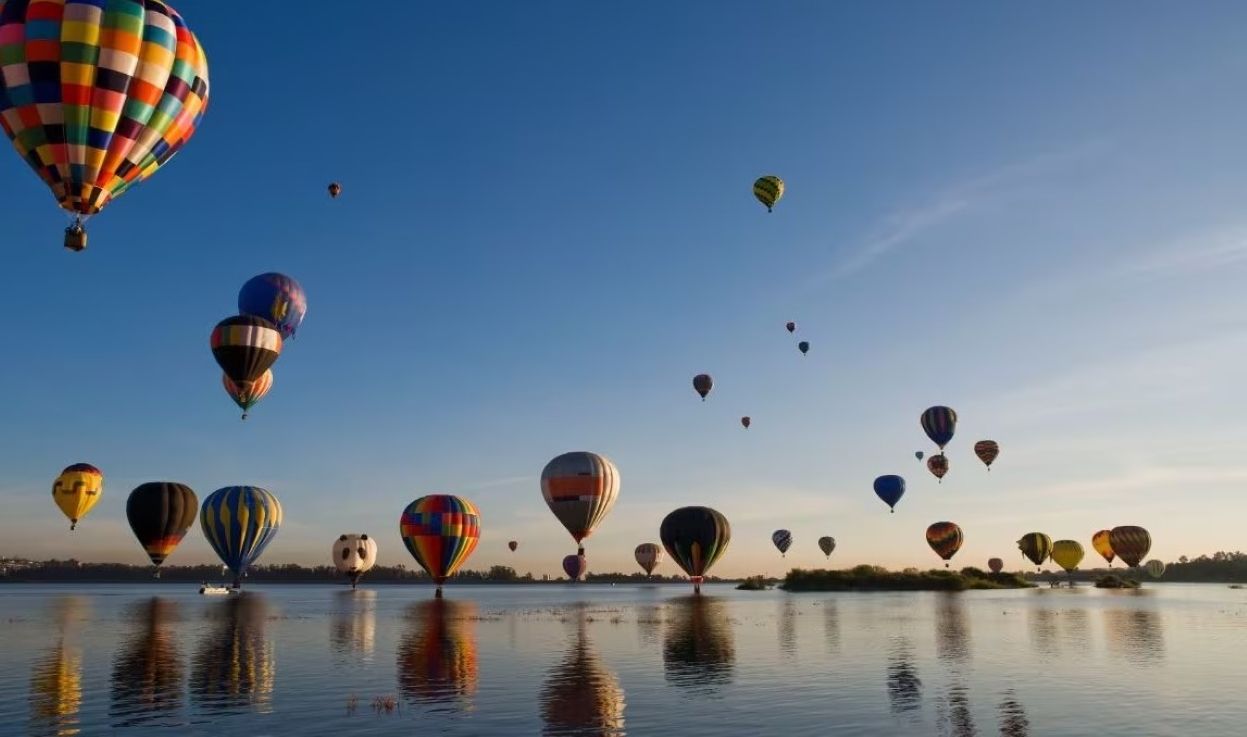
[397,598,479,710]
[331,589,377,661]
[111,598,184,726]
[28,597,90,737]
[540,604,626,736]
[191,595,275,713]
[662,596,735,694]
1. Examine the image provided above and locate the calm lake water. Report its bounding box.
[1,583,1245,736]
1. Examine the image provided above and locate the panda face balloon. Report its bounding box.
[333,534,378,587]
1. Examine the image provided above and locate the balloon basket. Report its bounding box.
[64,224,87,252]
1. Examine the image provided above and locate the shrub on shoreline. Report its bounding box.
[780,564,1033,592]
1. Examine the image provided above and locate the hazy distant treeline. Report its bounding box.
[1023,550,1247,583]
[0,559,713,584]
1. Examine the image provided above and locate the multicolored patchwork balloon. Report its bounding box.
[540,452,619,553]
[238,273,307,339]
[200,486,282,588]
[51,462,102,530]
[222,370,273,420]
[0,0,210,250]
[925,522,963,567]
[399,495,481,597]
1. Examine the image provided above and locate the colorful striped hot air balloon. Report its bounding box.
[753,175,784,212]
[874,475,906,512]
[920,406,958,450]
[222,370,273,420]
[1108,526,1151,568]
[200,486,283,589]
[1051,540,1084,573]
[1017,533,1053,570]
[1092,530,1116,566]
[660,506,731,594]
[692,374,713,401]
[635,543,663,576]
[540,452,619,554]
[974,440,1000,470]
[211,316,282,385]
[52,463,103,530]
[925,522,963,567]
[125,482,197,571]
[238,273,307,339]
[927,454,949,483]
[399,495,481,598]
[0,0,210,251]
[772,529,792,557]
[818,536,836,559]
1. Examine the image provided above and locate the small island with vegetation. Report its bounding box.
[781,565,1034,592]
[735,575,775,591]
[1093,574,1140,589]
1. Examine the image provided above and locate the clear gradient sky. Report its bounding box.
[2,2,1246,578]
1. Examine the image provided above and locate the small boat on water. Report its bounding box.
[199,584,233,595]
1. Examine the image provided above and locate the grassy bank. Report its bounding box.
[781,565,1034,592]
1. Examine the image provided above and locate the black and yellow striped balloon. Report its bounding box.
[1017,532,1053,569]
[752,175,784,212]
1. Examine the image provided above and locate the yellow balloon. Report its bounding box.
[1050,539,1085,572]
[753,175,784,212]
[52,464,104,531]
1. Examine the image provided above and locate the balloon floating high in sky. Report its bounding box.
[785,322,796,333]
[238,273,308,340]
[201,486,283,589]
[52,463,103,531]
[0,0,210,251]
[692,374,713,401]
[540,452,619,555]
[222,370,273,420]
[873,475,906,512]
[926,454,949,483]
[753,175,784,212]
[920,406,958,450]
[797,341,809,355]
[211,316,283,386]
[660,506,730,594]
[974,440,1000,470]
[328,182,342,198]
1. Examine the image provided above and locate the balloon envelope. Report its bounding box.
[1109,526,1152,567]
[797,341,809,355]
[1144,559,1165,579]
[563,554,587,581]
[399,495,481,587]
[925,522,963,562]
[52,463,102,530]
[540,452,620,548]
[771,530,792,556]
[1092,530,1116,566]
[222,370,273,418]
[926,454,949,481]
[974,440,1000,468]
[635,543,664,575]
[333,534,378,585]
[692,374,713,400]
[915,451,924,461]
[238,273,307,339]
[211,315,282,384]
[873,475,906,511]
[920,406,958,449]
[126,482,197,566]
[785,321,796,333]
[1050,540,1085,572]
[659,507,731,583]
[988,558,1004,574]
[740,416,750,429]
[753,175,784,212]
[818,536,836,558]
[508,541,518,552]
[200,486,283,586]
[1017,533,1053,568]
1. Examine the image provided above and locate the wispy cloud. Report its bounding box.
[817,144,1105,281]
[1124,226,1247,277]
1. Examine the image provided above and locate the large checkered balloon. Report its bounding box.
[0,1,209,228]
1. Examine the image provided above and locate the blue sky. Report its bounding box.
[3,2,1247,577]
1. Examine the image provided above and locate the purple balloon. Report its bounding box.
[563,554,587,581]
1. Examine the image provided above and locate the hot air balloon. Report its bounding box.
[1144,559,1165,579]
[1017,533,1053,570]
[540,452,620,554]
[508,540,518,552]
[238,273,307,340]
[974,440,999,470]
[740,416,751,429]
[211,316,283,385]
[660,506,731,594]
[920,406,958,450]
[797,341,810,355]
[1051,540,1084,573]
[772,530,792,557]
[1092,530,1116,567]
[915,451,924,461]
[818,536,836,559]
[927,454,949,482]
[753,175,784,212]
[0,0,210,251]
[333,534,377,589]
[563,554,587,582]
[52,463,102,530]
[221,370,273,420]
[925,522,963,567]
[785,321,796,333]
[988,558,1004,574]
[1109,526,1151,568]
[874,475,906,512]
[399,495,481,598]
[200,486,282,589]
[635,543,664,576]
[126,482,197,573]
[692,374,713,401]
[328,182,341,199]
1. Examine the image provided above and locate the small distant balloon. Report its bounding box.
[797,341,809,355]
[753,175,784,212]
[974,440,1000,470]
[915,451,924,461]
[1144,559,1165,579]
[926,454,949,483]
[785,321,796,333]
[222,370,273,420]
[635,543,664,576]
[328,182,342,198]
[818,536,836,559]
[988,558,1004,574]
[873,475,906,512]
[693,374,713,401]
[563,554,587,582]
[772,529,792,557]
[740,416,751,429]
[508,540,518,552]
